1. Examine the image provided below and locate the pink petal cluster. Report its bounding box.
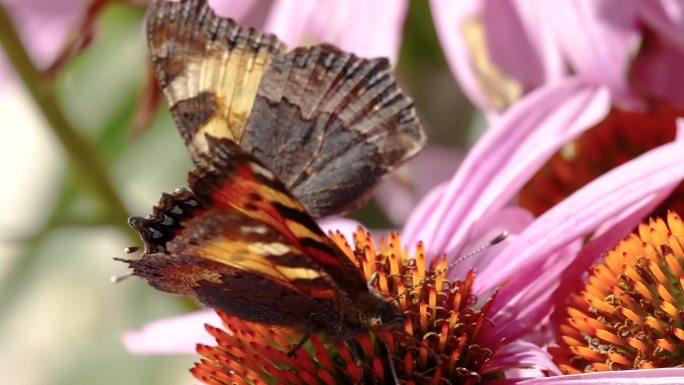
[431,0,684,116]
[0,0,88,83]
[401,82,684,381]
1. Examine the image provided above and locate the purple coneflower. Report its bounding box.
[430,0,684,115]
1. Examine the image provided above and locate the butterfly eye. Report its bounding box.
[368,316,383,328]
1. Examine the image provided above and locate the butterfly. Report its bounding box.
[123,137,406,345]
[123,0,426,354]
[147,0,426,219]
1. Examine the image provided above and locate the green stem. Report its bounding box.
[0,5,135,240]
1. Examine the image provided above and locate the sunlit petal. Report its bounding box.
[404,79,609,256]
[122,310,221,355]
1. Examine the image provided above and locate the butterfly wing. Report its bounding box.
[124,139,372,333]
[187,137,372,298]
[147,0,285,159]
[147,0,426,218]
[243,44,426,217]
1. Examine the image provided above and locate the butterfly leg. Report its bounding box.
[287,333,310,357]
[406,333,442,366]
[287,310,338,357]
[366,272,388,301]
[366,272,379,290]
[346,340,364,371]
[379,337,400,385]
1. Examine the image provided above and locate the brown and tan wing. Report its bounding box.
[242,44,427,217]
[147,0,426,219]
[146,0,285,163]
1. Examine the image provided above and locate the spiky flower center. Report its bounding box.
[520,104,684,217]
[191,229,503,384]
[550,212,684,373]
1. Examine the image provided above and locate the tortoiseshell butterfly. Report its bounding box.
[121,0,426,373]
[146,0,425,219]
[124,137,406,341]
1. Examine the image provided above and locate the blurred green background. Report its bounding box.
[0,2,481,384]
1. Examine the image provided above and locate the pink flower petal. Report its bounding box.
[122,310,221,355]
[175,0,409,62]
[482,241,582,343]
[262,0,314,46]
[400,181,447,237]
[519,368,684,385]
[207,0,273,29]
[375,145,464,226]
[450,206,534,278]
[480,136,684,340]
[430,0,498,114]
[639,0,684,51]
[630,31,684,107]
[318,216,363,241]
[483,0,564,91]
[265,0,408,62]
[541,0,641,105]
[536,190,670,342]
[578,186,676,273]
[2,0,86,68]
[484,340,561,377]
[403,79,610,257]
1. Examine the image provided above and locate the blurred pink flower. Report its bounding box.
[0,0,88,82]
[430,0,684,116]
[122,79,684,383]
[2,0,408,85]
[374,144,464,226]
[123,309,221,355]
[206,0,408,63]
[431,0,684,226]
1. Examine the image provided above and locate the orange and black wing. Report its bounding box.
[147,0,426,218]
[123,139,370,332]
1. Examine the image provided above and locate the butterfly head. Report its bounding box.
[358,291,406,333]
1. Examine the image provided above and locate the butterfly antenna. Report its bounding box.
[381,338,400,385]
[110,272,133,284]
[112,245,140,283]
[391,231,508,301]
[443,231,508,273]
[367,272,379,290]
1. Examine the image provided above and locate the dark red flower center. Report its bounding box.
[520,104,684,218]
